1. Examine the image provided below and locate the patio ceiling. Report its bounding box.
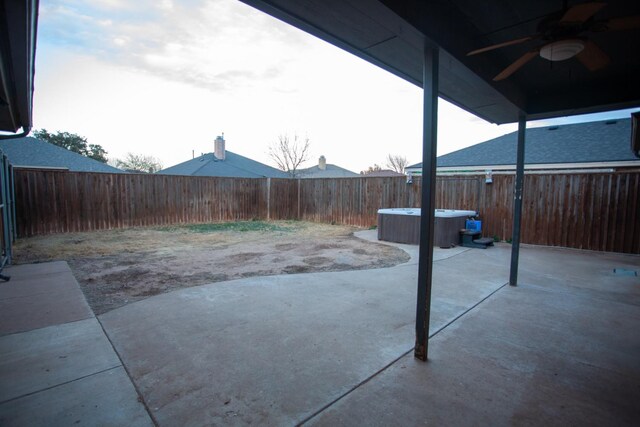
[0,0,39,133]
[239,0,640,124]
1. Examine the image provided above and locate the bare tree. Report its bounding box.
[268,134,311,177]
[116,153,163,173]
[386,154,409,174]
[360,164,383,175]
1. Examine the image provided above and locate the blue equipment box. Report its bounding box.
[465,219,482,232]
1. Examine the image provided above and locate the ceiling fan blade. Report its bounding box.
[493,50,538,81]
[603,15,640,31]
[467,36,534,56]
[560,2,606,23]
[576,40,610,71]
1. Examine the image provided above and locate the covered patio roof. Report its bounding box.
[0,0,38,134]
[240,0,640,124]
[238,0,640,361]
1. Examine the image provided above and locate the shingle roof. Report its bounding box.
[297,164,359,178]
[408,118,639,170]
[0,137,125,173]
[157,151,289,178]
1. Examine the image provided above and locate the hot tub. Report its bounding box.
[377,208,476,246]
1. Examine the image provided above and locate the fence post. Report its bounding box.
[297,179,301,220]
[266,178,271,220]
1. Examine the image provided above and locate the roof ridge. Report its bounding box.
[190,155,216,176]
[223,150,288,177]
[218,153,274,178]
[158,150,287,178]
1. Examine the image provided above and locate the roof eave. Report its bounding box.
[0,0,39,133]
[238,0,522,125]
[434,161,640,172]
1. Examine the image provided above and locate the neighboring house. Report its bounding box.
[158,136,289,178]
[297,156,359,178]
[406,118,640,175]
[360,169,405,177]
[0,137,125,173]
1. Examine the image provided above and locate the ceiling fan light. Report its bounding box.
[539,39,585,61]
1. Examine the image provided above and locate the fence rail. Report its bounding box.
[15,169,640,254]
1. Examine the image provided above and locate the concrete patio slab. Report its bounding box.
[98,238,639,426]
[4,241,638,426]
[0,261,154,426]
[0,318,121,402]
[309,277,640,426]
[516,245,640,305]
[0,261,93,336]
[99,244,511,426]
[0,366,153,427]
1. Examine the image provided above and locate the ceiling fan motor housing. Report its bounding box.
[539,39,585,61]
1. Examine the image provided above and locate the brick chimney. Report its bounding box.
[214,135,225,160]
[318,155,327,170]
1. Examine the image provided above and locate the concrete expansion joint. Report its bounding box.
[296,347,415,426]
[0,316,95,339]
[0,290,62,301]
[429,282,509,340]
[95,316,160,427]
[0,365,121,406]
[432,247,473,262]
[298,281,509,425]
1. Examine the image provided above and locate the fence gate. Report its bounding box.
[0,150,15,274]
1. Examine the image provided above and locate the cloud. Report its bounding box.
[38,0,313,93]
[85,0,134,10]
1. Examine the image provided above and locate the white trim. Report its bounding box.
[406,160,640,175]
[436,168,621,176]
[438,161,640,171]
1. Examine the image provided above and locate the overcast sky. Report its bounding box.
[33,0,639,173]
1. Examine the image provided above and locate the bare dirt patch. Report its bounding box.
[13,221,409,314]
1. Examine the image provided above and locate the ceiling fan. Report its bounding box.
[467,1,640,81]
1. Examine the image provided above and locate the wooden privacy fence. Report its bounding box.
[15,169,640,254]
[16,171,270,235]
[433,173,640,254]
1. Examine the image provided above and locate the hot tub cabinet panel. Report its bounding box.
[433,215,469,247]
[377,212,421,244]
[377,208,476,247]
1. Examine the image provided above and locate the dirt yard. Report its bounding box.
[13,221,410,314]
